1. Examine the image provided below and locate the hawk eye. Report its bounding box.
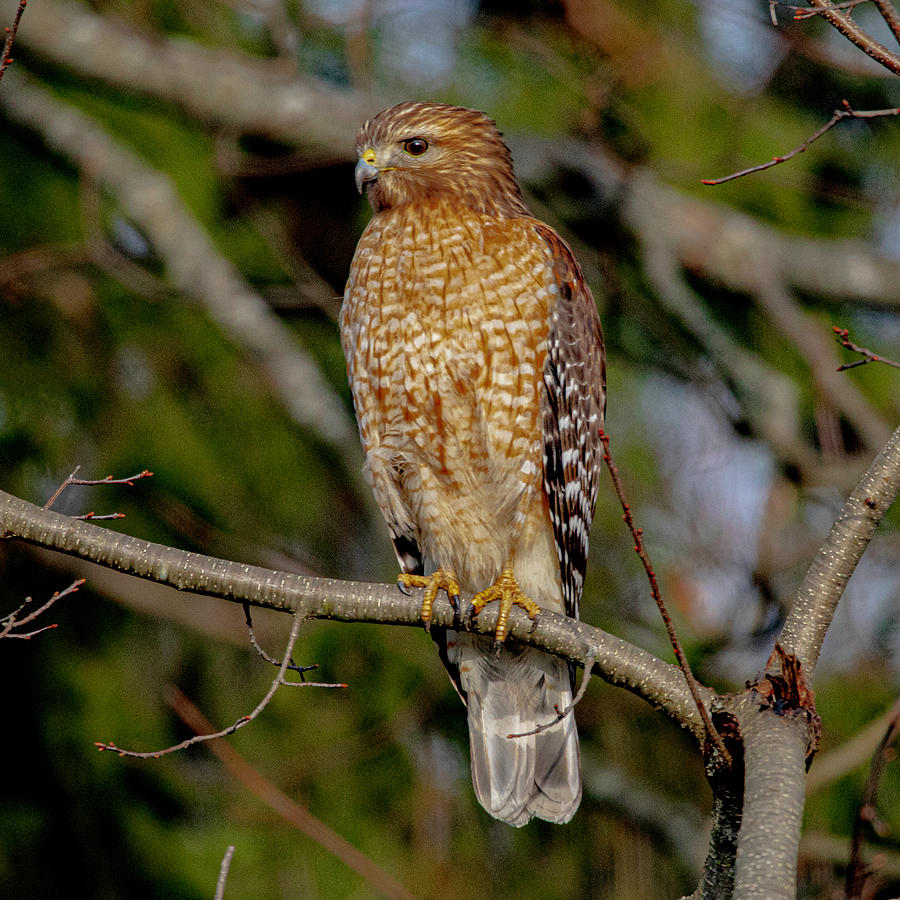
[402,138,429,157]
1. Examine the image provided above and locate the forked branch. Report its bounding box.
[95,614,345,759]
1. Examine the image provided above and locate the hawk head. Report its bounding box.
[353,101,528,216]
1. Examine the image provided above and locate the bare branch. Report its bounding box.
[770,0,874,21]
[0,578,84,639]
[779,424,900,677]
[0,0,25,85]
[95,614,307,758]
[845,695,900,898]
[702,102,900,185]
[805,0,900,73]
[213,846,235,900]
[599,430,733,769]
[167,687,418,900]
[833,326,900,371]
[43,465,154,513]
[242,601,347,686]
[0,487,710,738]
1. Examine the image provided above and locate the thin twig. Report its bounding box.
[769,0,871,22]
[0,0,26,85]
[845,696,900,898]
[0,578,84,639]
[808,696,900,793]
[833,326,900,371]
[95,615,306,758]
[873,0,900,43]
[43,466,154,512]
[167,687,417,900]
[241,601,339,684]
[507,651,597,739]
[598,429,733,769]
[72,511,127,521]
[213,845,235,900]
[703,102,900,185]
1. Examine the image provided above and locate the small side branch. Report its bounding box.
[0,0,26,85]
[168,688,417,900]
[43,465,154,513]
[95,615,342,758]
[242,601,346,686]
[507,651,596,739]
[833,326,900,372]
[0,579,84,640]
[769,0,872,22]
[598,429,732,769]
[873,0,900,43]
[845,696,900,898]
[703,102,900,185]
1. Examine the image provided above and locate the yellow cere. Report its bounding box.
[362,148,377,165]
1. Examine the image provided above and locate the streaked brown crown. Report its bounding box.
[354,101,529,216]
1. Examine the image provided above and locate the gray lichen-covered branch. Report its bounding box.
[0,487,708,738]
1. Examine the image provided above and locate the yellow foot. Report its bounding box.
[467,566,541,648]
[398,568,461,627]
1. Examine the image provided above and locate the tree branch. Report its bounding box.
[0,70,361,460]
[0,488,708,738]
[168,687,417,900]
[873,0,900,43]
[702,103,900,186]
[731,692,810,899]
[14,0,369,149]
[779,424,900,677]
[834,326,900,371]
[0,0,25,85]
[805,0,900,73]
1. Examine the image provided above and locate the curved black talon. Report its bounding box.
[397,577,413,596]
[528,612,540,634]
[463,602,477,631]
[449,592,461,618]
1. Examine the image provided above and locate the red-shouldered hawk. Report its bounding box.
[341,102,606,827]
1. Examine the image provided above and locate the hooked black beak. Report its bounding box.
[355,158,379,194]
